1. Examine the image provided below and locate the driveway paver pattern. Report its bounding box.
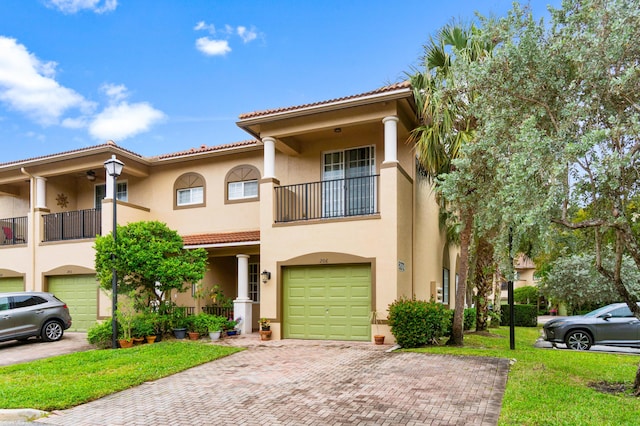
[36,338,508,426]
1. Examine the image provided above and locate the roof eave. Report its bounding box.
[236,86,413,130]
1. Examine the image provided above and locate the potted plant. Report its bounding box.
[371,311,385,345]
[185,316,200,340]
[259,318,272,340]
[131,315,147,344]
[116,299,136,348]
[170,307,188,339]
[191,313,210,336]
[225,319,238,336]
[206,315,226,341]
[133,314,156,344]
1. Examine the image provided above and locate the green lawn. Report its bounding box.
[406,326,640,426]
[0,341,243,411]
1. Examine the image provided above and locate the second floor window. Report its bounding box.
[322,146,376,217]
[225,165,260,202]
[177,187,204,206]
[95,182,128,209]
[228,180,258,200]
[174,173,206,209]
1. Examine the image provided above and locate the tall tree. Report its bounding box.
[409,23,495,344]
[95,221,208,308]
[463,0,640,392]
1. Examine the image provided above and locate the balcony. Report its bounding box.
[0,216,27,245]
[274,175,379,223]
[43,208,102,242]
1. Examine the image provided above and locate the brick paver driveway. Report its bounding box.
[38,340,508,426]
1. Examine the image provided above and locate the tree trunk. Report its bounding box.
[474,238,494,332]
[635,363,640,396]
[447,207,473,346]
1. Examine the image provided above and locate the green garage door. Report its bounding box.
[48,275,98,332]
[0,277,24,292]
[283,264,371,341]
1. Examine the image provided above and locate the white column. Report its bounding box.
[234,254,253,335]
[105,170,115,199]
[35,177,47,209]
[262,136,276,179]
[382,116,399,164]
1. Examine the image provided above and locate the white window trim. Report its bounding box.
[177,187,204,206]
[228,180,258,201]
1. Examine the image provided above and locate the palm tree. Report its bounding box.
[409,23,494,345]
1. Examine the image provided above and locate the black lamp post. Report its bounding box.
[104,155,124,349]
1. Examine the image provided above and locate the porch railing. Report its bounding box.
[202,305,234,319]
[0,216,27,245]
[42,208,102,242]
[274,174,379,223]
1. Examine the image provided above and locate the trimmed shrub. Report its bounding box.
[388,298,451,348]
[463,308,476,331]
[500,304,538,327]
[87,320,114,349]
[514,286,539,304]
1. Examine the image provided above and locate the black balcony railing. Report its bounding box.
[202,305,234,319]
[274,175,379,223]
[0,216,27,245]
[43,208,102,242]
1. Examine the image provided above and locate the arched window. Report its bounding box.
[174,172,206,209]
[225,165,259,203]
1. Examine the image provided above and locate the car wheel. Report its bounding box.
[565,330,592,350]
[41,320,64,342]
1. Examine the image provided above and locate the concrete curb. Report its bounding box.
[0,409,48,422]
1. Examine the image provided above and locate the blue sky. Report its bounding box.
[0,0,559,163]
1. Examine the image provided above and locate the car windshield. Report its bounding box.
[583,305,616,318]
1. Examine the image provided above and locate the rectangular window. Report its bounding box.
[249,263,259,302]
[95,182,128,209]
[442,268,450,304]
[228,180,258,200]
[322,146,376,217]
[177,187,204,206]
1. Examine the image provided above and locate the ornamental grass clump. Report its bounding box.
[388,298,451,348]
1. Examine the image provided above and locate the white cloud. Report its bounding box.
[0,36,94,125]
[46,0,117,14]
[193,22,260,56]
[89,102,165,141]
[0,37,164,142]
[100,83,128,103]
[195,37,231,56]
[87,84,165,141]
[237,26,257,43]
[194,21,216,34]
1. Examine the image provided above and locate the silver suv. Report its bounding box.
[0,292,72,342]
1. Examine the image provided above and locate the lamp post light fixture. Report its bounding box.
[104,155,124,349]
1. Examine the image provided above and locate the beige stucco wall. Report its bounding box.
[125,152,262,236]
[412,175,454,307]
[0,193,29,218]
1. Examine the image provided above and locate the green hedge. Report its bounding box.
[388,298,451,348]
[500,304,538,327]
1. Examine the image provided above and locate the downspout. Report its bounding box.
[20,167,37,291]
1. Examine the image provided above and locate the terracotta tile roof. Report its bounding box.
[238,81,411,120]
[156,140,259,160]
[182,230,260,246]
[0,140,143,167]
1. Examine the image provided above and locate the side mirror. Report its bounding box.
[601,313,612,321]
